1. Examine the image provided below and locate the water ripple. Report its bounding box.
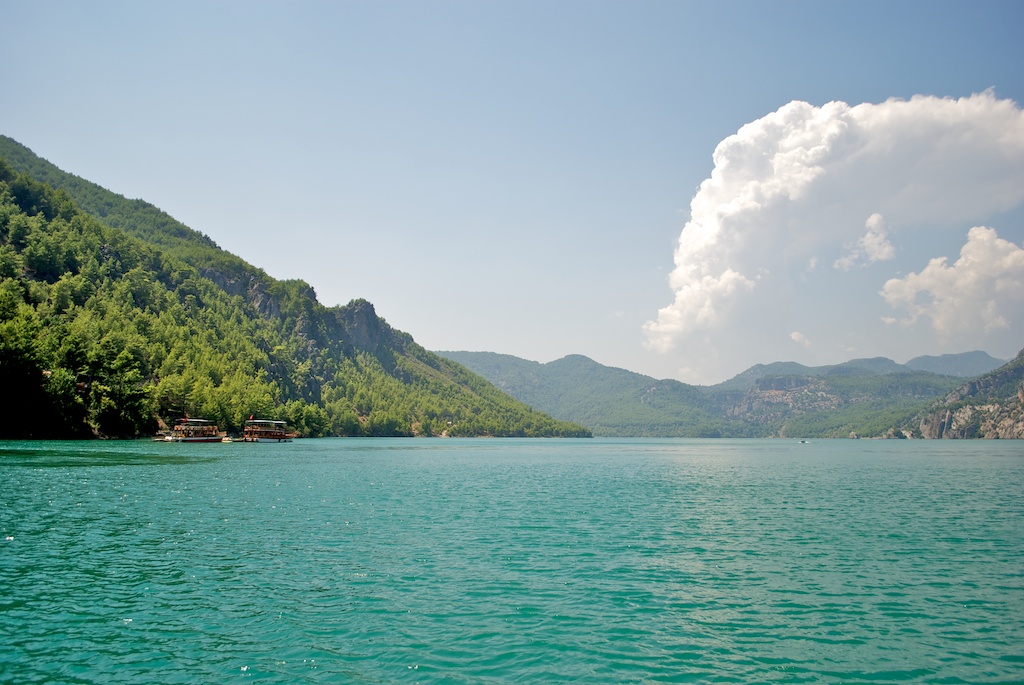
[2,438,1022,683]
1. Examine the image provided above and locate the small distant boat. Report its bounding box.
[242,419,297,443]
[161,418,226,443]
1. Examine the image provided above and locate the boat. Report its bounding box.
[242,419,297,443]
[162,418,226,443]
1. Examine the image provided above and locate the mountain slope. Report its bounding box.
[439,351,993,438]
[909,350,1024,438]
[438,352,724,437]
[0,138,589,438]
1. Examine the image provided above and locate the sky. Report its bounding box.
[3,0,1023,384]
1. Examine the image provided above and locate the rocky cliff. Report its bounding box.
[915,350,1024,438]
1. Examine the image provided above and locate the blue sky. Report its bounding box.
[4,0,1023,384]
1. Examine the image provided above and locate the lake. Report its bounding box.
[1,438,1022,683]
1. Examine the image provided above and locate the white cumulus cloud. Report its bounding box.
[644,91,1024,383]
[790,331,811,348]
[881,226,1024,338]
[835,213,895,271]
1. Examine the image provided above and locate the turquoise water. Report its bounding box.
[1,438,1022,684]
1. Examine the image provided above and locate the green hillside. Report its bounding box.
[0,137,590,439]
[438,351,991,438]
[438,353,725,437]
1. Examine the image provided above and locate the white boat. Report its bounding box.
[162,418,225,443]
[242,419,297,443]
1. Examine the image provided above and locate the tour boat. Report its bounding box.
[242,419,297,443]
[163,418,225,443]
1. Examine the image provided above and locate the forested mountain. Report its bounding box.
[0,136,590,439]
[437,350,1018,438]
[434,353,725,437]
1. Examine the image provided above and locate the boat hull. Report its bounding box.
[164,435,226,443]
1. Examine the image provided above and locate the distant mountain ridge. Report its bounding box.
[716,352,1006,391]
[904,351,1008,377]
[437,353,721,437]
[437,350,1018,438]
